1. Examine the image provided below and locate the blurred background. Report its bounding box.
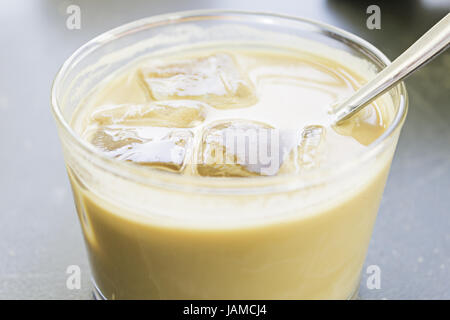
[0,0,449,299]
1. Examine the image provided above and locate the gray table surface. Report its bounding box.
[0,0,449,300]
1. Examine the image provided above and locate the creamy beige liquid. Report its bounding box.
[69,46,394,299]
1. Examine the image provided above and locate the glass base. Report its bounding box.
[92,280,107,300]
[348,286,360,300]
[92,281,360,300]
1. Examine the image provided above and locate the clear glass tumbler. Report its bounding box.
[51,10,408,300]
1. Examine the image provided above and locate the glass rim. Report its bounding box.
[51,9,408,194]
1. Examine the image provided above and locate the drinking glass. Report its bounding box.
[51,10,408,300]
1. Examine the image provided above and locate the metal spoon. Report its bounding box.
[333,13,450,124]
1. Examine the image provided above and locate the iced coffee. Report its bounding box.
[53,13,407,300]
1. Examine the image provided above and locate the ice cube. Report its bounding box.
[332,106,383,146]
[90,126,144,151]
[298,125,326,168]
[90,126,193,172]
[196,120,288,177]
[279,125,326,173]
[90,100,206,128]
[92,70,150,105]
[140,53,257,108]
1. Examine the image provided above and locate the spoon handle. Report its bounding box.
[333,13,450,124]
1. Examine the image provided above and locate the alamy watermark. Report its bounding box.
[198,126,284,175]
[66,265,81,290]
[66,5,81,30]
[366,264,381,290]
[366,5,381,30]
